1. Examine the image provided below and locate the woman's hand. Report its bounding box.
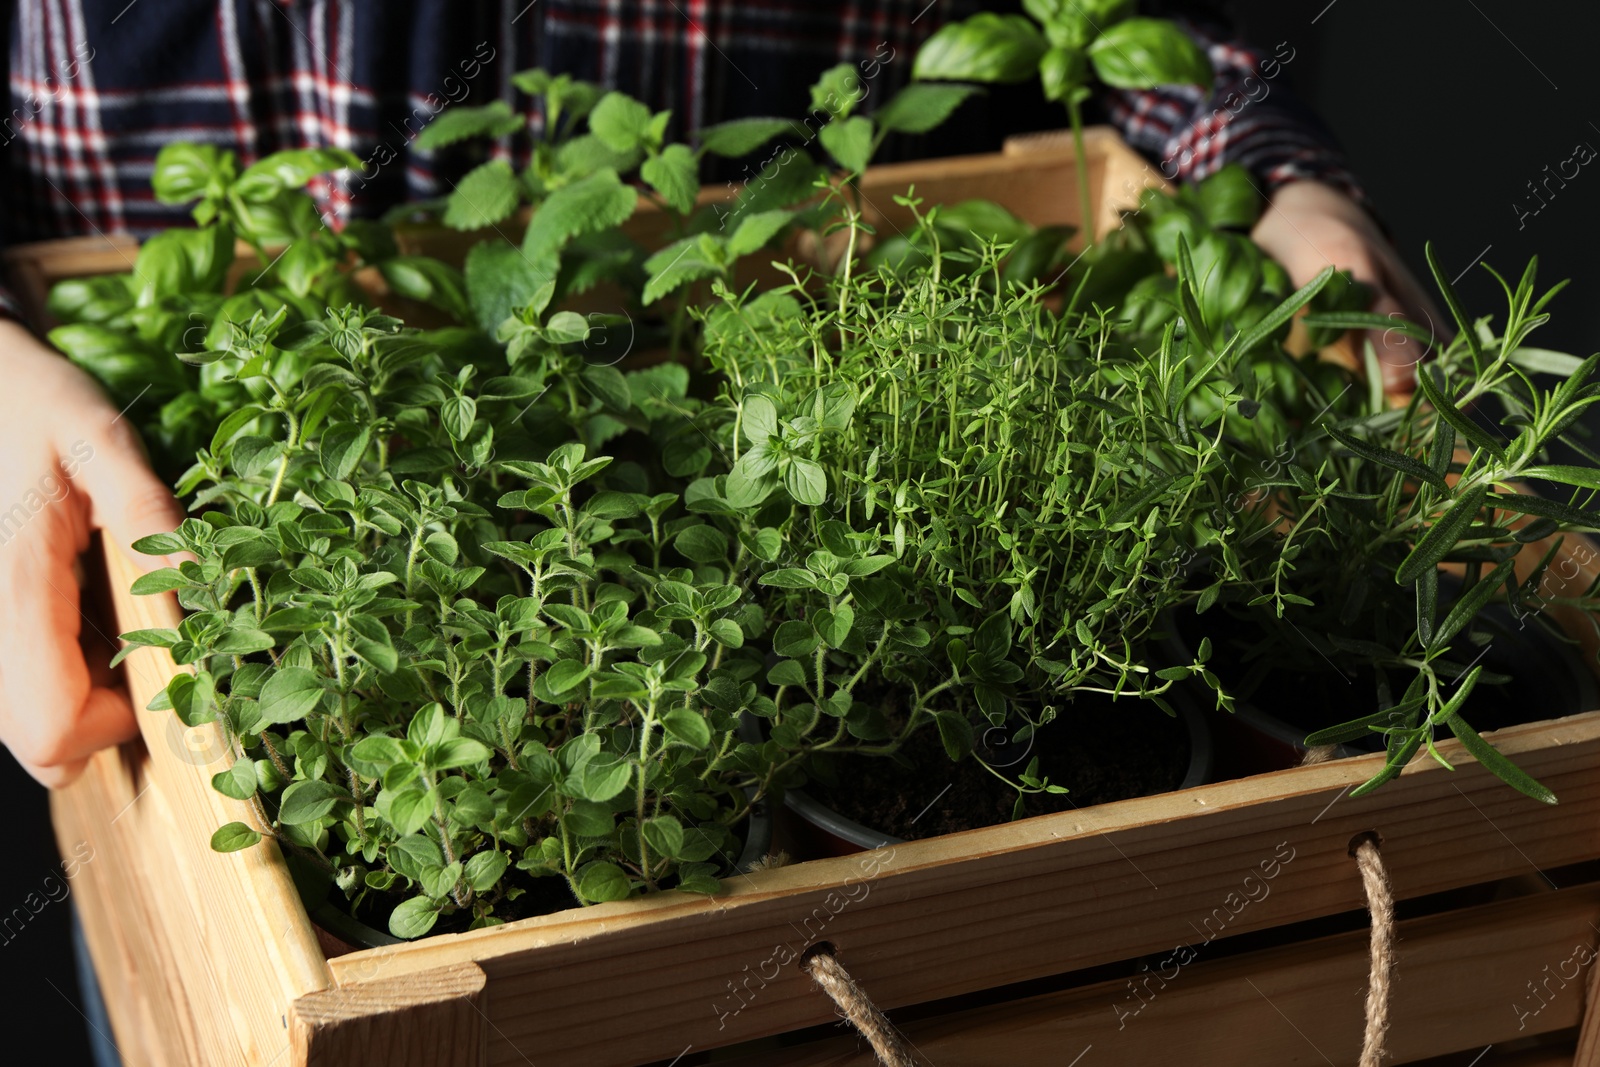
[1251,180,1444,395]
[0,319,184,787]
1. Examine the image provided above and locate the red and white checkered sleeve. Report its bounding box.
[1102,20,1368,207]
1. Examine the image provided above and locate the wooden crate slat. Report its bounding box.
[66,544,334,1064]
[52,746,208,1067]
[289,962,487,1067]
[719,885,1600,1067]
[310,708,1600,1067]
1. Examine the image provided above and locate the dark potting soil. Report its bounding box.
[802,693,1192,841]
[1169,603,1598,746]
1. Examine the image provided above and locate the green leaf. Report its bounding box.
[1415,566,1437,649]
[441,394,477,441]
[1397,484,1489,585]
[785,458,827,505]
[1038,44,1087,102]
[698,117,791,157]
[385,788,435,837]
[589,92,655,151]
[641,815,685,860]
[819,116,875,174]
[741,394,780,443]
[258,667,326,726]
[211,758,258,800]
[576,755,630,806]
[318,422,372,481]
[726,210,793,259]
[1444,706,1557,805]
[414,100,523,150]
[444,160,521,230]
[348,736,408,776]
[152,142,229,204]
[707,618,745,648]
[523,169,639,262]
[1416,368,1505,460]
[130,532,185,556]
[641,233,724,304]
[1424,242,1482,364]
[543,660,592,696]
[674,524,730,563]
[1351,730,1425,798]
[1432,557,1517,650]
[1087,18,1212,89]
[810,63,866,120]
[209,822,262,853]
[759,568,816,590]
[1197,164,1261,230]
[1509,347,1586,376]
[1301,310,1433,344]
[933,710,975,762]
[767,659,807,687]
[1325,426,1447,490]
[815,604,855,648]
[430,737,491,771]
[874,83,982,134]
[661,707,712,748]
[277,779,345,825]
[131,568,190,595]
[773,619,819,658]
[388,896,441,939]
[1518,465,1600,490]
[641,143,699,215]
[575,861,632,903]
[464,849,511,894]
[546,310,591,345]
[912,13,1048,84]
[377,256,471,322]
[167,671,214,729]
[116,629,181,663]
[233,147,359,200]
[562,799,615,837]
[1303,706,1413,747]
[1490,492,1599,529]
[348,615,400,673]
[465,240,554,333]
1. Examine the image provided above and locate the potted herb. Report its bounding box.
[683,206,1340,846]
[1177,250,1600,798]
[913,0,1211,246]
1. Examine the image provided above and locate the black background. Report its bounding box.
[5,2,1598,1064]
[1231,0,1599,361]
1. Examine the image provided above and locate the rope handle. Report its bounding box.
[798,839,1395,1067]
[1353,832,1396,1067]
[804,945,918,1067]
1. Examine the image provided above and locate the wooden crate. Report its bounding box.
[54,534,1600,1067]
[22,130,1600,1067]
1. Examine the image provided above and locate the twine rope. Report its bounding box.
[1301,744,1337,765]
[804,949,918,1067]
[1354,835,1396,1067]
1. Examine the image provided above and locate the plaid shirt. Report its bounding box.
[1,0,1362,309]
